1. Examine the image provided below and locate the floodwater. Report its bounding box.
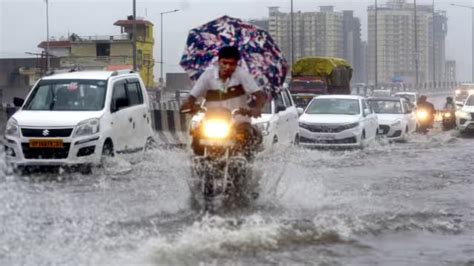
[1,94,473,265]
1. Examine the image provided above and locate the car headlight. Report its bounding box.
[391,120,402,126]
[470,90,474,95]
[255,121,270,136]
[202,119,230,139]
[299,122,311,129]
[74,118,100,137]
[5,118,19,137]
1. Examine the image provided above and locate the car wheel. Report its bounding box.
[101,140,114,166]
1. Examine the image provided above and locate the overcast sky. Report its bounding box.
[1,0,473,81]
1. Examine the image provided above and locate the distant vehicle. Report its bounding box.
[456,94,474,134]
[370,89,392,97]
[367,97,416,141]
[289,57,352,108]
[393,92,418,106]
[3,70,154,173]
[298,95,378,148]
[454,83,474,107]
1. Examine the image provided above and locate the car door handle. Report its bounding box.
[129,118,133,123]
[143,114,147,118]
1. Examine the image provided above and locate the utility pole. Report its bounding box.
[160,9,180,80]
[432,0,436,84]
[375,0,378,89]
[414,0,419,88]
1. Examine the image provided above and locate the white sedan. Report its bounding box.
[298,95,378,148]
[367,97,417,141]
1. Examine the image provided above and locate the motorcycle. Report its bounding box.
[185,106,262,212]
[441,110,456,130]
[416,108,434,134]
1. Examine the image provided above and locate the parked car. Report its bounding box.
[3,70,154,172]
[456,94,474,134]
[367,97,416,141]
[298,95,378,147]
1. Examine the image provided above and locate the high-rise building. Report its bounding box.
[367,0,447,87]
[445,60,456,81]
[267,6,364,82]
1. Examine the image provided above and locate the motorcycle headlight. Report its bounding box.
[74,118,100,137]
[416,110,428,121]
[391,120,402,126]
[255,122,270,136]
[5,118,19,137]
[470,89,474,95]
[202,119,230,139]
[455,89,461,95]
[444,112,452,118]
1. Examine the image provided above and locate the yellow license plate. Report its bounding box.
[29,139,64,148]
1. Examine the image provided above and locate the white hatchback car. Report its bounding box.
[367,97,416,141]
[3,70,154,169]
[252,88,302,151]
[298,95,378,147]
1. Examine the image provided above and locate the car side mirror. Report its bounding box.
[113,98,129,112]
[296,107,304,116]
[13,97,24,107]
[276,105,286,113]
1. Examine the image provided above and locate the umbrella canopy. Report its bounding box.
[179,15,288,93]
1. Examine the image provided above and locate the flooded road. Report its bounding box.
[1,94,473,265]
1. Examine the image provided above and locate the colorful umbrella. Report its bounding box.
[179,15,288,92]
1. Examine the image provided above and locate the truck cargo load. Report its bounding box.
[290,57,352,107]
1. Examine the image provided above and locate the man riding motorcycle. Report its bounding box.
[416,95,436,133]
[180,46,266,158]
[442,96,456,130]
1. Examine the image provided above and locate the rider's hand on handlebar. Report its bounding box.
[180,96,197,114]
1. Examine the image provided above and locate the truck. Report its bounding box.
[289,57,352,108]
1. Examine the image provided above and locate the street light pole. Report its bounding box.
[375,0,378,89]
[160,9,179,80]
[451,3,474,82]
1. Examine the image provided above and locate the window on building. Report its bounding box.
[96,43,110,57]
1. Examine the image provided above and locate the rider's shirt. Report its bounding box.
[189,64,261,122]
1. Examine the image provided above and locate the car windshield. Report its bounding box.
[368,100,402,114]
[23,79,107,111]
[306,98,360,115]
